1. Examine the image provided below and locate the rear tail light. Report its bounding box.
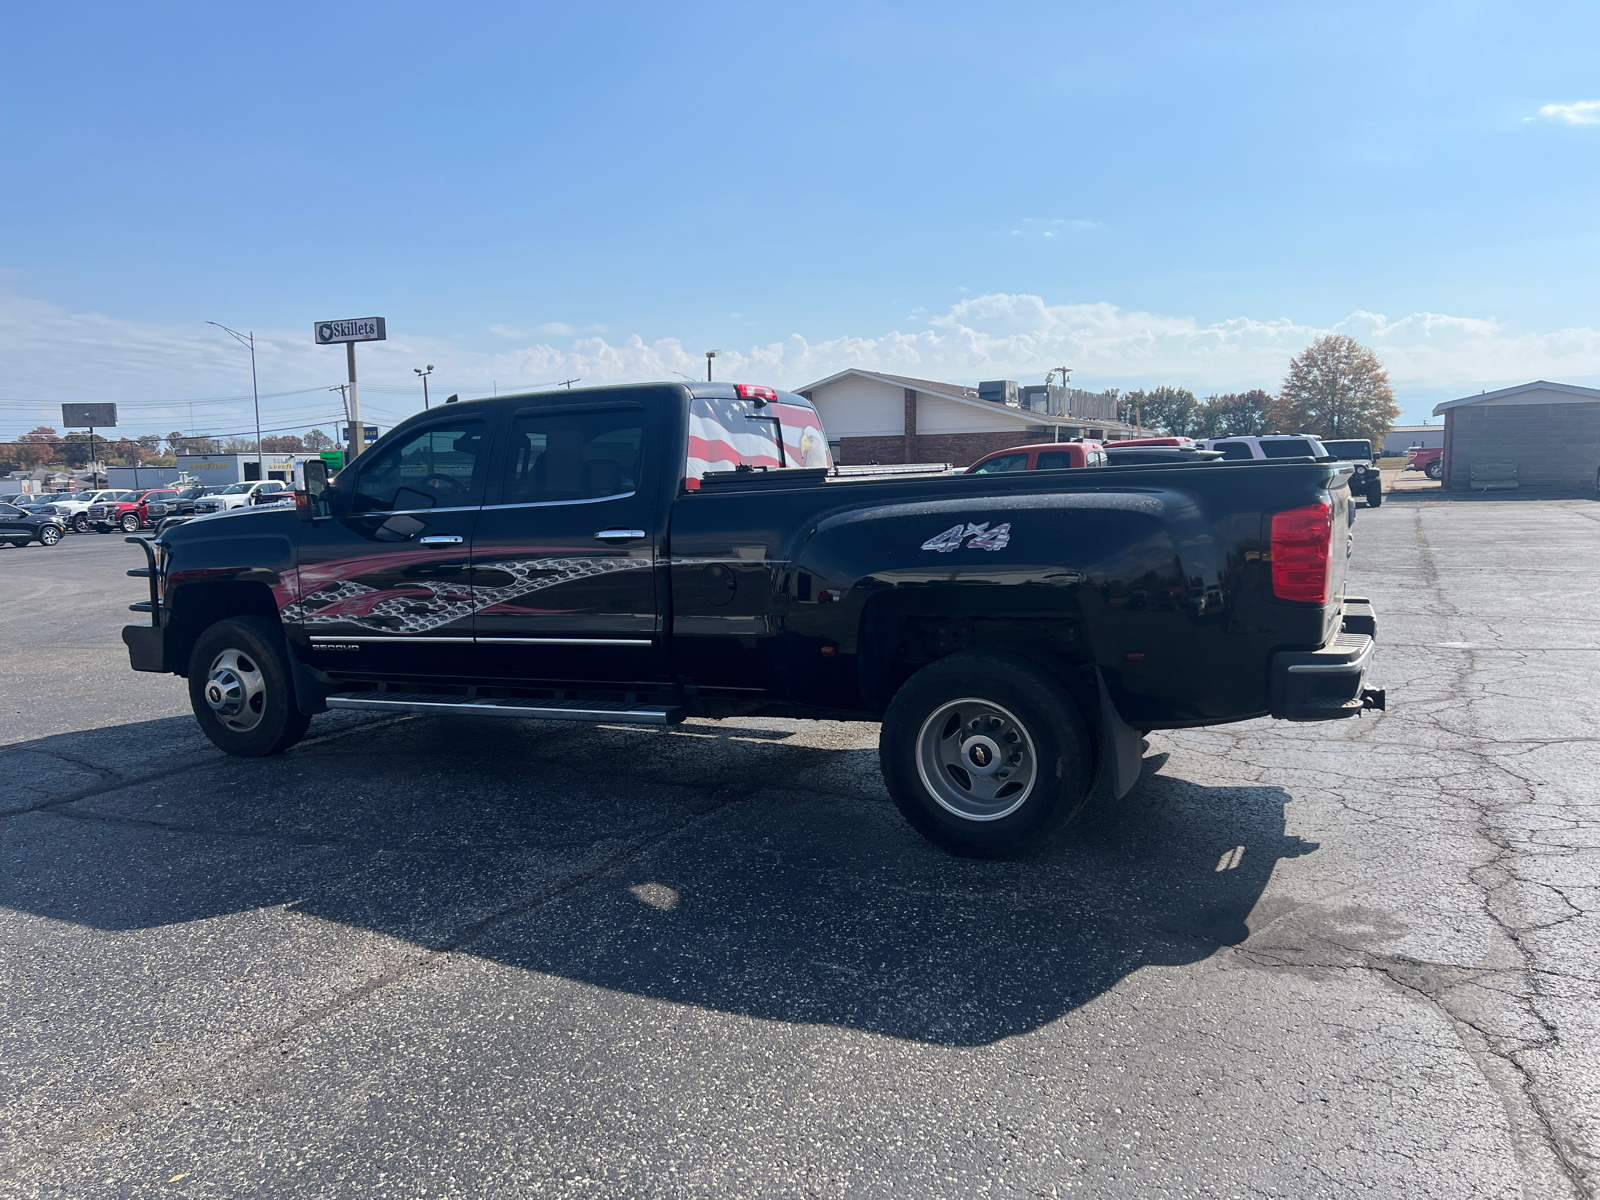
[735,384,778,402]
[1270,500,1333,602]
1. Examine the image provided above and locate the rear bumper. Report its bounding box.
[1269,597,1384,721]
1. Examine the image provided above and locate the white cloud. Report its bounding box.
[6,289,1600,437]
[490,321,604,338]
[1008,218,1101,239]
[1539,100,1600,125]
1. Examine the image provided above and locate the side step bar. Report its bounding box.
[325,692,685,725]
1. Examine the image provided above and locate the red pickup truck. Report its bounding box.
[1406,447,1443,479]
[90,488,179,533]
[965,442,1107,473]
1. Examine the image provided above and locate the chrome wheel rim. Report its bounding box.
[204,648,267,733]
[915,697,1038,822]
[39,526,60,545]
[121,513,139,531]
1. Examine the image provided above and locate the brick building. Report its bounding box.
[1432,381,1600,491]
[797,369,1136,467]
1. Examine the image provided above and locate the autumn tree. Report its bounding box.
[303,428,336,450]
[13,427,60,469]
[260,434,306,453]
[167,431,221,455]
[1274,335,1399,442]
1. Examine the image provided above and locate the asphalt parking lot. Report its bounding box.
[3,495,1598,1199]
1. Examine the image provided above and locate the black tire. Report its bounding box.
[120,512,141,532]
[1366,478,1383,507]
[37,525,62,546]
[71,513,89,532]
[879,650,1092,858]
[96,525,113,534]
[187,616,312,757]
[1425,459,1443,480]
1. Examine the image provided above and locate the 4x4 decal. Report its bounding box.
[920,521,1012,553]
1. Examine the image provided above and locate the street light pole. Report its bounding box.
[208,321,264,482]
[415,364,434,410]
[705,349,722,381]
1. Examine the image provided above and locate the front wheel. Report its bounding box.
[1425,459,1443,480]
[37,525,62,546]
[71,513,90,532]
[187,616,312,757]
[120,512,141,532]
[1366,478,1383,507]
[880,650,1093,858]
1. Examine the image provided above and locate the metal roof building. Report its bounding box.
[1432,381,1600,491]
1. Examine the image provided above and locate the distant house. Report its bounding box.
[796,369,1135,467]
[1381,424,1444,455]
[1432,380,1600,490]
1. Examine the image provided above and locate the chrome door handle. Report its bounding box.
[594,528,647,543]
[418,534,464,545]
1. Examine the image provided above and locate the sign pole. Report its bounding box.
[346,342,365,459]
[89,426,97,487]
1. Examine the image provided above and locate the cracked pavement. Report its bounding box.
[1,495,1597,1198]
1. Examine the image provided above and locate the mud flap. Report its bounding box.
[284,639,333,716]
[1096,668,1146,799]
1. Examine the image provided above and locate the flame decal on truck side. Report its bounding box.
[283,555,653,635]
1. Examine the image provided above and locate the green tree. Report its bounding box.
[1275,335,1399,442]
[303,428,336,450]
[1195,389,1274,438]
[1127,386,1199,435]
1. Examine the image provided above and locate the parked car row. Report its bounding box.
[962,434,1386,506]
[0,481,295,538]
[0,500,66,547]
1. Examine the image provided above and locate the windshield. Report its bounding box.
[111,491,138,501]
[220,484,252,494]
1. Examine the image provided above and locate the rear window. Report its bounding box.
[686,396,831,486]
[1214,441,1255,460]
[1260,439,1317,459]
[1038,449,1104,469]
[970,453,1029,474]
[1322,440,1372,460]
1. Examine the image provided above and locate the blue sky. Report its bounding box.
[4,0,1600,439]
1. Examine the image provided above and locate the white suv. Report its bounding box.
[1198,434,1329,461]
[192,480,290,515]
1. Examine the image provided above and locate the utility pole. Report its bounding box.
[415,364,434,410]
[329,385,351,455]
[346,342,365,458]
[208,322,265,482]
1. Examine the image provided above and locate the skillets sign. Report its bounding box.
[313,317,386,345]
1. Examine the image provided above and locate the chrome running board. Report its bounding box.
[325,692,684,725]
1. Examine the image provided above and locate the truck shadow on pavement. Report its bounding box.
[1,713,1315,1047]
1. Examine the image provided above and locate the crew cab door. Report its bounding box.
[289,415,494,677]
[470,400,663,684]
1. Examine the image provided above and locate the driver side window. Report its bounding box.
[351,423,488,513]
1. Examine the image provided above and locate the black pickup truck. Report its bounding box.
[123,382,1381,856]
